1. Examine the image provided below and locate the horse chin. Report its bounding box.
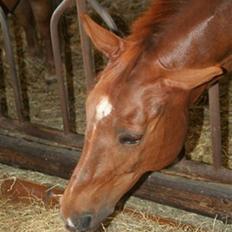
[91,207,115,230]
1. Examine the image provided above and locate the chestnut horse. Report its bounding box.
[0,0,59,77]
[61,0,232,231]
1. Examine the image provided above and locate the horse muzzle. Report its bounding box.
[64,207,114,232]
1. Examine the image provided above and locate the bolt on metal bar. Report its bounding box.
[208,83,222,169]
[0,6,25,122]
[50,0,73,133]
[76,0,95,91]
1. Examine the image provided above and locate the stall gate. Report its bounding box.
[0,0,231,222]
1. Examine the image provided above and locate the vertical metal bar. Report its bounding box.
[76,0,95,91]
[208,83,222,169]
[0,6,25,122]
[0,47,7,116]
[50,0,73,133]
[87,0,120,34]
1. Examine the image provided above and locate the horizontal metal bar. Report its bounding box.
[0,133,79,179]
[134,172,232,222]
[0,178,63,206]
[0,117,83,149]
[167,158,232,185]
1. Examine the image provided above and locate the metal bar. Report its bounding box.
[0,178,63,206]
[0,117,84,148]
[134,172,232,222]
[0,6,25,122]
[166,159,232,184]
[0,47,7,116]
[50,0,73,133]
[76,0,95,90]
[208,83,222,169]
[87,0,121,34]
[0,133,80,178]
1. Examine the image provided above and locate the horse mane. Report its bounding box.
[128,0,188,49]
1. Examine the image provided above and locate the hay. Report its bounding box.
[0,199,65,232]
[0,164,232,232]
[0,197,229,232]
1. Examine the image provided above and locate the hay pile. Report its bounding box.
[0,164,231,232]
[0,199,194,232]
[1,195,230,232]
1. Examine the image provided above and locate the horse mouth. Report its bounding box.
[65,223,100,232]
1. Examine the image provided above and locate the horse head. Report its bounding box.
[60,15,222,232]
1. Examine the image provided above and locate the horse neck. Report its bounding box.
[129,0,232,69]
[158,1,232,68]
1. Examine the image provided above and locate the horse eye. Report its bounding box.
[119,134,142,145]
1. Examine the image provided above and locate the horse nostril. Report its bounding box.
[67,213,93,231]
[78,213,93,230]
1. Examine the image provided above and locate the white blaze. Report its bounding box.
[96,96,113,121]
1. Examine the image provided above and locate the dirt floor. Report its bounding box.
[0,0,232,231]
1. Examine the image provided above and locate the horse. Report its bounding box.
[0,0,60,79]
[60,0,232,231]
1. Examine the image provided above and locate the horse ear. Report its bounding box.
[81,14,125,59]
[164,66,223,89]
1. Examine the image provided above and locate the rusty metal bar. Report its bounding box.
[0,132,80,178]
[50,0,73,133]
[0,47,7,116]
[0,178,63,206]
[76,0,95,90]
[208,83,222,169]
[0,6,25,122]
[166,158,232,184]
[134,172,232,222]
[0,116,83,148]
